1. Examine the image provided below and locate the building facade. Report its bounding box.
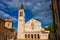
[17,4,50,40]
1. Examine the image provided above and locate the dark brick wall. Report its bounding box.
[0,19,15,40]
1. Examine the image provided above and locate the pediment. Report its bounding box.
[25,18,41,26]
[25,18,43,32]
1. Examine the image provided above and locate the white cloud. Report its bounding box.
[32,3,41,12]
[0,3,6,9]
[23,2,32,8]
[33,11,53,25]
[33,16,44,20]
[3,0,22,8]
[45,26,49,28]
[26,2,31,6]
[37,3,41,5]
[0,0,53,27]
[0,11,17,22]
[34,16,53,24]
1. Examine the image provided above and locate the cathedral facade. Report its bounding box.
[17,4,50,40]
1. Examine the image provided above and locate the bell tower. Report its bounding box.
[17,4,25,40]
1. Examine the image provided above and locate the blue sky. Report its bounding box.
[0,0,53,30]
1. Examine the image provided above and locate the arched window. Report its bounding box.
[34,34,36,39]
[31,34,33,39]
[38,34,40,39]
[28,34,30,38]
[25,34,27,38]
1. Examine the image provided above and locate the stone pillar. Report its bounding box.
[30,34,31,39]
[36,34,38,39]
[26,34,28,39]
[39,34,40,37]
[33,34,34,39]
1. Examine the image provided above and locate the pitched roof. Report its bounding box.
[20,4,24,9]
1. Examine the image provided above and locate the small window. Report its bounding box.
[8,24,9,26]
[46,34,47,36]
[34,27,36,29]
[20,12,23,16]
[43,34,46,36]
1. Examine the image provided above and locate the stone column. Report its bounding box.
[39,34,40,39]
[27,34,28,39]
[33,34,34,39]
[36,34,38,39]
[30,34,31,40]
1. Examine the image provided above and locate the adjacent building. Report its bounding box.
[0,17,15,40]
[17,4,50,40]
[0,19,5,40]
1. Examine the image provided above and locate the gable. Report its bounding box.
[25,18,42,29]
[25,18,44,32]
[25,18,41,26]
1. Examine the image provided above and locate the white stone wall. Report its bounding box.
[40,33,49,39]
[25,19,43,32]
[17,7,50,40]
[17,9,25,39]
[24,19,50,39]
[24,31,49,39]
